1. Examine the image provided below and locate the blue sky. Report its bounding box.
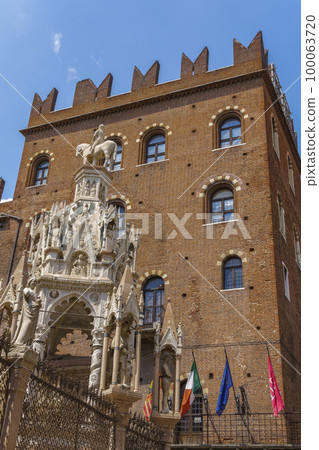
[0,0,301,200]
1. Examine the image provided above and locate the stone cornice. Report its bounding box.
[37,275,113,291]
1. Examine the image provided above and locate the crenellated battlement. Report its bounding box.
[27,31,269,125]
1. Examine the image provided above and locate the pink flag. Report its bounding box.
[268,354,284,417]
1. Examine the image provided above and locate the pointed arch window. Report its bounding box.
[220,118,241,148]
[223,257,243,290]
[143,277,164,327]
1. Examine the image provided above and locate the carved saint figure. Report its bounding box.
[12,279,41,347]
[71,254,87,277]
[85,180,91,196]
[90,181,96,197]
[161,354,172,413]
[111,323,130,386]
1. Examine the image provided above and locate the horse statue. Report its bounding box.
[76,140,117,169]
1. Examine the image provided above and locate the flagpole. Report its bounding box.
[223,347,255,444]
[224,347,239,413]
[192,351,221,445]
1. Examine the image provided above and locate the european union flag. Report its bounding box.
[216,358,233,416]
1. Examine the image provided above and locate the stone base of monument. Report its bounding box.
[103,385,142,450]
[151,411,181,450]
[8,346,39,366]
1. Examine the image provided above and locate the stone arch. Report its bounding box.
[209,106,249,149]
[216,249,248,267]
[106,194,132,210]
[196,173,245,198]
[25,151,53,188]
[26,150,55,168]
[135,123,172,144]
[208,105,249,126]
[107,132,128,147]
[136,270,170,289]
[46,294,95,356]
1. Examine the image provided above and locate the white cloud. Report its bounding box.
[67,67,79,82]
[52,32,62,54]
[0,198,13,204]
[90,55,102,67]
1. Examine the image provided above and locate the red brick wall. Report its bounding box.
[0,36,300,414]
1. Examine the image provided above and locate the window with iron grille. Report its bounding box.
[178,381,203,437]
[223,257,243,290]
[143,277,164,327]
[219,118,241,148]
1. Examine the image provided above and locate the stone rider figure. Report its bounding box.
[90,124,105,155]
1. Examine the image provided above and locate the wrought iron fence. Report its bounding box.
[0,357,10,435]
[174,412,300,446]
[16,364,117,449]
[125,413,165,450]
[0,329,11,435]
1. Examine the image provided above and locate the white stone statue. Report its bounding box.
[75,124,117,168]
[70,254,87,277]
[12,278,41,347]
[161,354,172,413]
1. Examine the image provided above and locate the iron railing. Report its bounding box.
[269,63,298,147]
[16,363,117,449]
[125,413,165,450]
[174,412,300,446]
[0,330,11,436]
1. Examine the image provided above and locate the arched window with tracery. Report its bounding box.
[223,256,243,290]
[208,186,234,223]
[219,117,241,148]
[144,133,166,163]
[143,277,165,327]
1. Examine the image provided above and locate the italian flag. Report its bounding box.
[180,359,201,417]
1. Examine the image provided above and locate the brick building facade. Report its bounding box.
[0,31,300,419]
